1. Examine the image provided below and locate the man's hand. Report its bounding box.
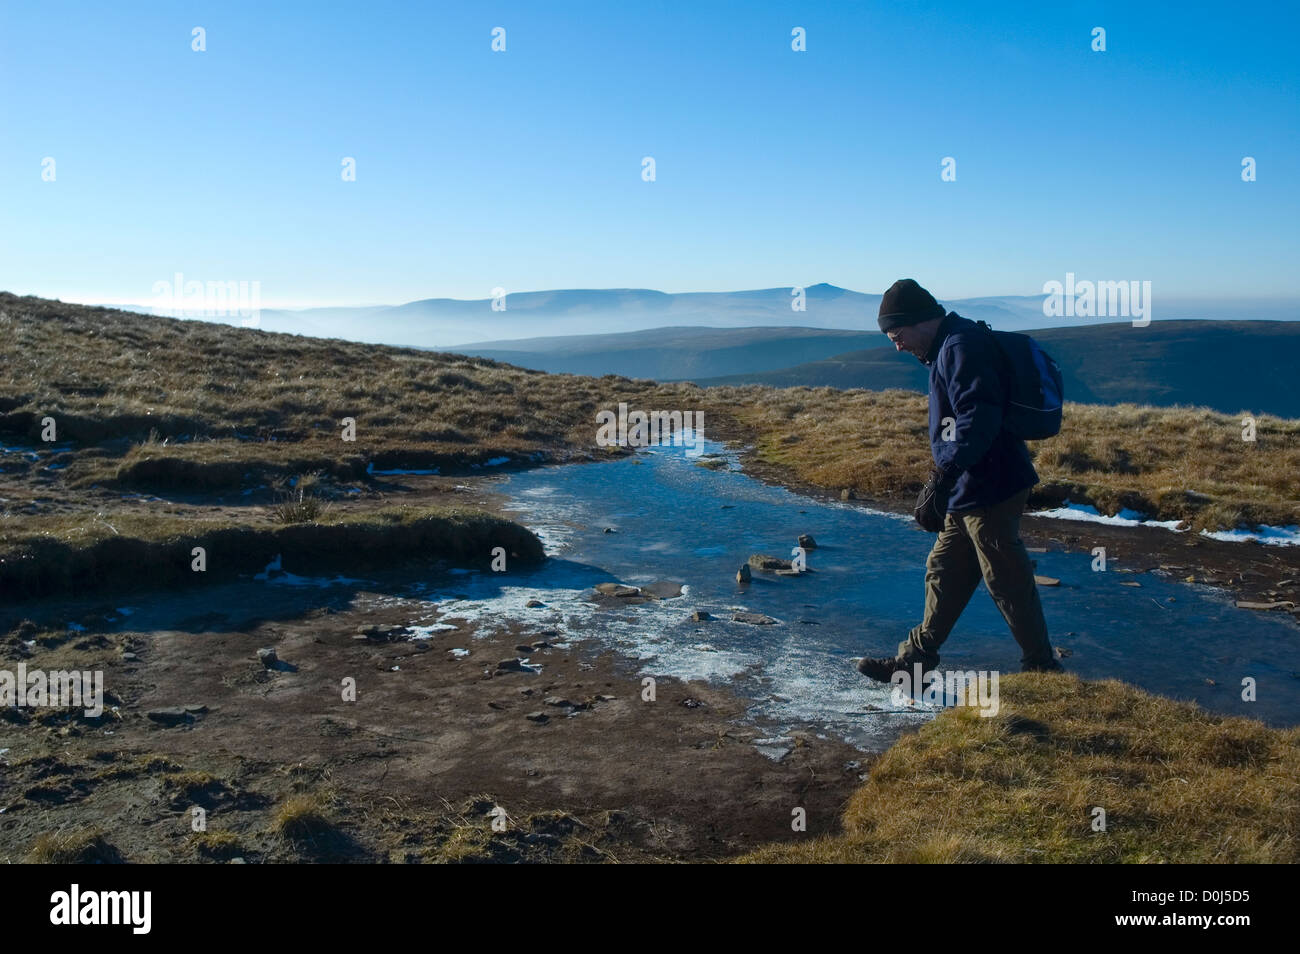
[913,467,957,532]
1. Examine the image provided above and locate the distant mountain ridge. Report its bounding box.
[693,319,1300,418]
[451,326,891,380]
[110,282,1294,349]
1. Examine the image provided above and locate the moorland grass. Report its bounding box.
[738,674,1300,863]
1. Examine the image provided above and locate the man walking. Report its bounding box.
[853,278,1063,680]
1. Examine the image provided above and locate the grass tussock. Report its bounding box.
[271,488,331,524]
[270,791,339,841]
[738,674,1300,863]
[187,829,244,860]
[26,827,125,864]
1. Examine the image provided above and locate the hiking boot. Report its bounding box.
[851,654,938,683]
[1021,657,1065,674]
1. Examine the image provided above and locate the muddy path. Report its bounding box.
[0,534,866,863]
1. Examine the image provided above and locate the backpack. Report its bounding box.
[973,319,1064,440]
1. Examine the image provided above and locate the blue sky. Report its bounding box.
[2,0,1297,308]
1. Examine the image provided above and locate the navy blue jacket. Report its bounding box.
[924,312,1038,511]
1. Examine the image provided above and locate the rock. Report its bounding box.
[731,611,777,625]
[525,711,549,724]
[1055,647,1073,658]
[525,599,544,608]
[596,694,616,702]
[680,698,706,708]
[543,696,575,708]
[774,568,803,576]
[1119,580,1142,588]
[638,581,684,600]
[146,707,193,726]
[594,582,641,598]
[1034,576,1060,587]
[497,658,534,673]
[690,610,712,622]
[736,565,751,585]
[603,527,616,533]
[257,648,278,668]
[530,640,553,650]
[748,554,792,571]
[841,488,855,501]
[1236,600,1295,611]
[183,704,209,714]
[122,652,139,663]
[797,534,817,550]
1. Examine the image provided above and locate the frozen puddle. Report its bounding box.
[423,437,1300,753]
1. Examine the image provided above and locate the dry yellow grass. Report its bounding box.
[739,674,1300,863]
[702,386,1300,530]
[4,295,1296,531]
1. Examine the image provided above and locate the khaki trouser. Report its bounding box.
[898,486,1055,667]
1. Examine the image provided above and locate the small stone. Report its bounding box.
[257,648,278,668]
[1119,580,1142,587]
[690,610,712,622]
[515,644,535,654]
[603,527,616,533]
[736,565,751,585]
[531,640,552,650]
[680,698,706,709]
[731,612,777,625]
[797,534,817,550]
[525,711,549,724]
[525,599,544,608]
[543,696,574,708]
[1034,576,1060,587]
[841,488,855,501]
[122,652,139,663]
[498,658,532,672]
